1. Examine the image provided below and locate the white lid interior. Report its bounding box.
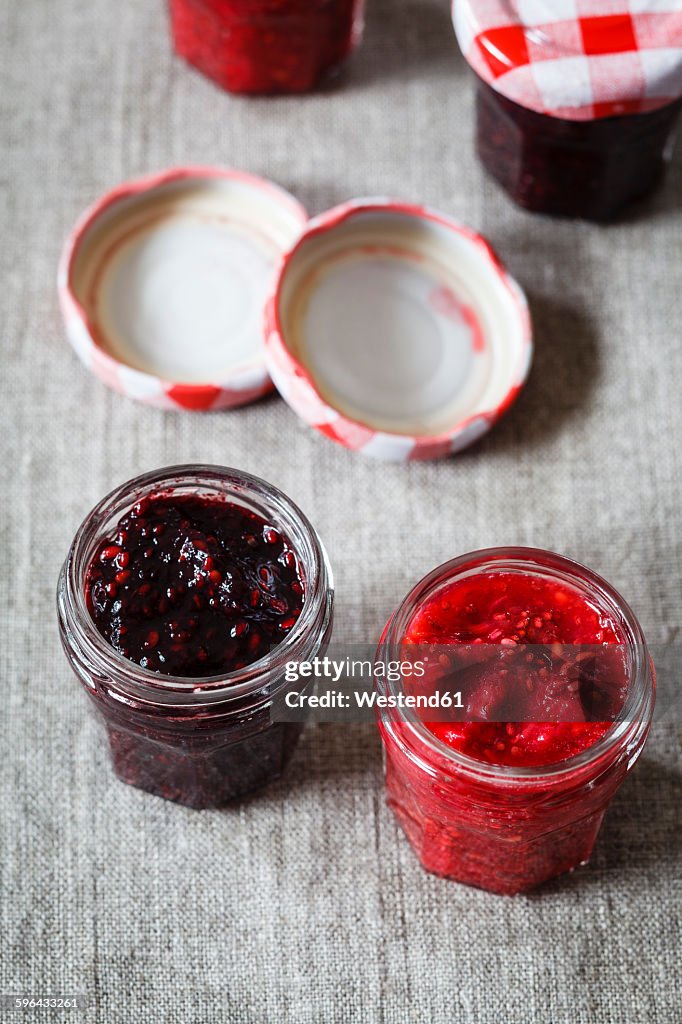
[70,174,304,383]
[278,207,529,437]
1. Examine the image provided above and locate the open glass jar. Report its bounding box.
[168,0,366,95]
[453,2,682,220]
[57,466,334,808]
[375,548,655,894]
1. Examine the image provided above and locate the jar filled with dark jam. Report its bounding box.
[168,0,365,95]
[453,2,682,220]
[57,466,334,808]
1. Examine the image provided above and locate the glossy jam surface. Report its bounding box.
[86,493,305,678]
[404,570,626,767]
[169,0,363,95]
[477,81,682,220]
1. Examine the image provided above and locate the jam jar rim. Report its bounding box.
[377,546,655,785]
[58,464,334,705]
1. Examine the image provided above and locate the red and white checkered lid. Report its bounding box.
[59,167,307,411]
[265,199,532,462]
[453,0,682,120]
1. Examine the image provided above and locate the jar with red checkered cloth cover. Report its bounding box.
[453,1,682,219]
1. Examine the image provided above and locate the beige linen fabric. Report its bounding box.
[1,1,680,1021]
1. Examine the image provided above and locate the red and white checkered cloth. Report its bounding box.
[453,1,682,120]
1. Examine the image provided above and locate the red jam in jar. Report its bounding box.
[168,0,365,95]
[58,466,334,808]
[376,549,654,894]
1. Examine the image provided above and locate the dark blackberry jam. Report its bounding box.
[476,80,682,221]
[86,494,305,678]
[58,467,334,808]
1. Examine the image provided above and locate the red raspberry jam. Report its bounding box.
[58,467,334,808]
[476,81,682,221]
[86,494,304,678]
[168,0,364,95]
[376,550,654,894]
[405,571,626,769]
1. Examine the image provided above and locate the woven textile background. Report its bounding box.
[1,1,681,1022]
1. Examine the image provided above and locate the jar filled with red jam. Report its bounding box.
[168,0,365,95]
[376,549,654,894]
[453,2,682,220]
[57,466,334,808]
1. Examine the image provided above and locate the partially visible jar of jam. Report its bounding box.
[475,85,682,221]
[453,2,682,220]
[376,548,655,894]
[57,466,334,808]
[168,0,365,95]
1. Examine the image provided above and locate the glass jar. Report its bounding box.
[476,81,682,220]
[453,1,682,220]
[375,548,655,894]
[57,465,334,808]
[168,0,366,95]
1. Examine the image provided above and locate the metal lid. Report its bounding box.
[265,199,532,461]
[59,166,307,410]
[453,0,682,120]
